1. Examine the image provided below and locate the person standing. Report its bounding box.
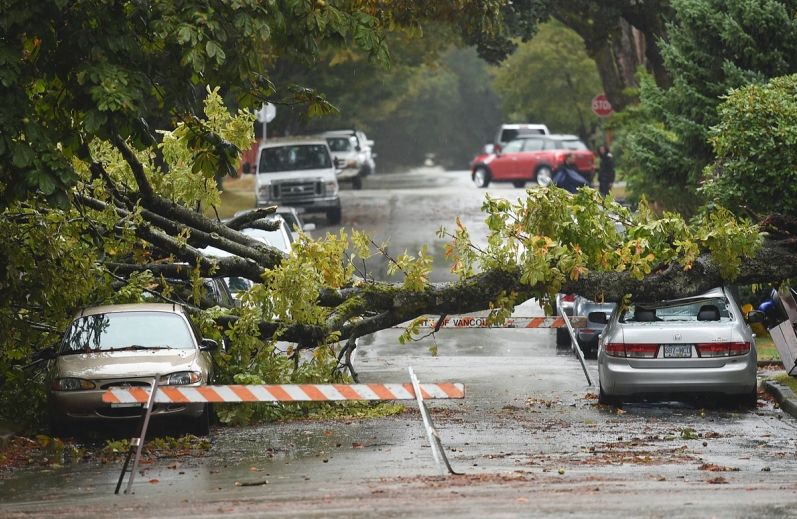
[597,144,615,197]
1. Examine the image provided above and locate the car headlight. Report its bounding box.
[325,180,338,196]
[52,377,96,391]
[160,371,202,385]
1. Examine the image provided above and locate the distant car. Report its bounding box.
[485,123,550,154]
[252,137,342,224]
[470,134,595,189]
[322,129,376,190]
[46,303,218,437]
[597,287,759,406]
[571,298,616,358]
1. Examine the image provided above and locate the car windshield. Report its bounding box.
[620,297,733,323]
[242,227,289,252]
[558,139,587,150]
[326,137,354,152]
[61,312,195,353]
[259,144,332,173]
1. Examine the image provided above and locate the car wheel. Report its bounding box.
[352,176,363,190]
[555,327,570,346]
[599,386,620,406]
[742,386,758,408]
[326,207,342,225]
[49,417,73,438]
[188,405,210,436]
[473,167,491,188]
[535,166,553,187]
[512,180,526,188]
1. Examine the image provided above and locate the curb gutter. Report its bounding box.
[763,380,797,420]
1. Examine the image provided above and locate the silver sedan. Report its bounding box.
[597,287,758,405]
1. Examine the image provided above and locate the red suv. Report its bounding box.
[470,135,595,188]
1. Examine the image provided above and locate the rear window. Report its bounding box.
[259,144,332,173]
[500,128,546,143]
[620,297,733,323]
[326,137,354,152]
[557,140,587,151]
[61,312,195,352]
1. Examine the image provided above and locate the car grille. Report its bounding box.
[270,180,323,202]
[101,380,151,390]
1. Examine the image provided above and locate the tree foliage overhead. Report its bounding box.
[492,21,602,141]
[617,0,797,214]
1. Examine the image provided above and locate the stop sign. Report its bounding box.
[591,94,614,117]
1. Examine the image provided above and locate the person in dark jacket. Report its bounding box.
[597,144,615,197]
[552,153,588,194]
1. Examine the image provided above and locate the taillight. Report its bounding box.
[605,343,658,358]
[624,344,659,359]
[562,294,576,302]
[696,342,751,358]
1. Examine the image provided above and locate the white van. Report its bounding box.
[485,123,550,154]
[254,138,342,224]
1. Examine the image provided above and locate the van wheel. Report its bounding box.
[473,167,491,188]
[535,166,553,187]
[352,176,363,190]
[327,207,342,225]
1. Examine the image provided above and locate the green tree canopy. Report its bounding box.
[618,0,797,214]
[492,21,602,142]
[702,74,797,216]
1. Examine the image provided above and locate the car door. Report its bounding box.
[515,137,545,179]
[489,139,524,180]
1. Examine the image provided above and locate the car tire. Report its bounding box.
[189,405,211,436]
[473,167,491,188]
[742,386,758,408]
[512,180,526,188]
[352,176,363,190]
[49,417,73,438]
[555,327,570,346]
[535,166,553,187]
[326,207,342,225]
[599,386,620,406]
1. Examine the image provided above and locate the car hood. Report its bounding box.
[55,349,203,380]
[256,169,334,183]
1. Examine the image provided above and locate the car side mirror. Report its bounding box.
[302,223,316,232]
[483,144,495,155]
[588,312,608,325]
[334,157,346,169]
[200,338,219,352]
[745,310,764,324]
[242,162,251,174]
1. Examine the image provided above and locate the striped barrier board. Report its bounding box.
[102,383,465,405]
[394,315,586,329]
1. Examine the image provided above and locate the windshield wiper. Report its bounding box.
[105,345,172,352]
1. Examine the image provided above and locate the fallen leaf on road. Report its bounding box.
[707,476,728,484]
[148,479,159,484]
[698,463,739,472]
[352,442,364,449]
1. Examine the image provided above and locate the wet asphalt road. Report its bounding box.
[2,169,797,518]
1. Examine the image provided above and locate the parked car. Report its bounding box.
[471,134,595,189]
[202,217,293,298]
[485,123,551,154]
[274,206,316,240]
[597,287,759,406]
[45,303,218,437]
[322,130,375,190]
[250,137,342,224]
[571,298,616,358]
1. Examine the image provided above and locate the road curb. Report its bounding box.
[763,380,797,419]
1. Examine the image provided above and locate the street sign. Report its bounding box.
[591,94,614,117]
[255,102,276,123]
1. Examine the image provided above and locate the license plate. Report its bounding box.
[663,344,693,358]
[110,403,143,408]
